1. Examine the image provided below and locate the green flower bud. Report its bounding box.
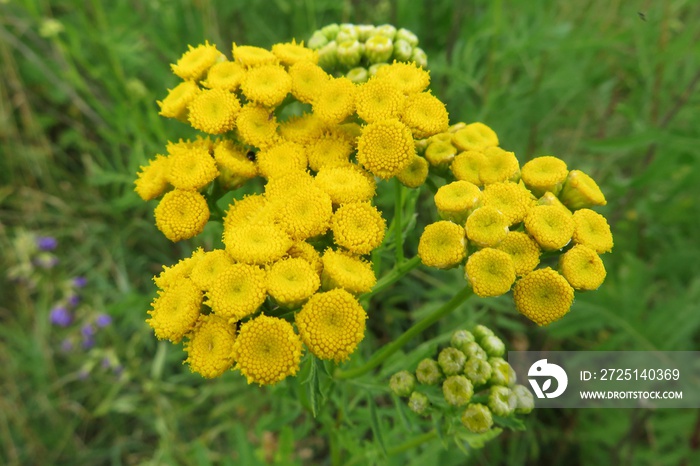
[480,335,506,357]
[374,24,397,39]
[368,62,389,77]
[463,357,492,386]
[472,324,494,341]
[365,36,393,64]
[488,386,516,417]
[450,329,476,351]
[410,47,428,69]
[461,403,493,433]
[336,31,358,46]
[321,23,340,41]
[392,39,413,61]
[396,28,419,47]
[438,347,467,376]
[513,384,535,414]
[346,67,369,84]
[338,23,358,40]
[408,391,430,416]
[356,24,376,42]
[489,357,516,386]
[307,31,329,50]
[390,370,416,397]
[416,358,442,385]
[337,40,363,68]
[442,375,474,407]
[463,341,488,361]
[317,41,338,69]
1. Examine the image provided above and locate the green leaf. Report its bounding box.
[493,415,527,431]
[367,393,387,457]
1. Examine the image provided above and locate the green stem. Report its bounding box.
[393,179,405,264]
[361,255,421,302]
[387,430,438,455]
[336,285,473,380]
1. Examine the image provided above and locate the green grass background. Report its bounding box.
[1,0,699,464]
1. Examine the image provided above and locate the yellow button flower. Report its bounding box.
[296,288,367,361]
[272,40,318,66]
[313,77,356,124]
[223,194,273,231]
[513,267,574,326]
[272,186,333,240]
[306,133,353,172]
[288,61,330,104]
[314,165,377,205]
[154,189,210,242]
[537,191,570,211]
[264,170,315,199]
[266,257,320,308]
[559,244,606,290]
[288,241,324,278]
[479,147,520,185]
[451,150,487,186]
[241,64,292,107]
[558,169,607,210]
[465,206,509,248]
[521,156,568,197]
[496,232,541,276]
[202,61,246,91]
[190,249,235,291]
[223,222,292,265]
[331,202,386,255]
[236,104,280,149]
[418,221,467,269]
[524,205,574,251]
[147,278,202,342]
[434,180,482,224]
[171,42,221,81]
[321,249,377,294]
[205,263,267,322]
[188,88,241,135]
[256,141,307,179]
[279,113,327,144]
[355,76,405,123]
[232,44,279,68]
[452,123,499,151]
[424,140,457,167]
[158,81,200,120]
[184,314,237,378]
[153,248,204,290]
[375,62,430,94]
[135,155,170,201]
[357,118,414,179]
[167,146,219,191]
[397,154,429,188]
[482,181,535,225]
[400,91,449,139]
[465,248,516,297]
[572,209,614,253]
[213,140,258,190]
[232,314,303,385]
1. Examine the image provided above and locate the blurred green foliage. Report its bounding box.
[1,0,700,464]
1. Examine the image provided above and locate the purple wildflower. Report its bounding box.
[67,294,81,307]
[36,236,58,251]
[50,306,72,327]
[73,277,87,288]
[82,335,95,350]
[81,323,96,338]
[95,313,112,328]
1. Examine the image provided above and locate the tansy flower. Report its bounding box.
[167,136,214,156]
[364,35,393,64]
[496,232,541,276]
[452,123,499,151]
[479,147,520,185]
[272,40,318,66]
[357,118,414,179]
[559,244,606,290]
[184,315,237,378]
[524,205,574,251]
[232,314,303,385]
[222,194,273,231]
[375,61,430,94]
[272,186,333,240]
[537,191,569,211]
[241,64,292,107]
[158,81,200,120]
[397,154,429,188]
[213,140,258,190]
[513,267,575,326]
[190,249,235,291]
[154,189,210,242]
[521,156,569,197]
[288,61,330,104]
[465,248,516,297]
[451,150,486,186]
[314,165,376,205]
[205,263,267,321]
[306,133,353,172]
[167,147,219,191]
[355,76,405,123]
[434,180,482,225]
[266,257,320,308]
[559,169,607,210]
[223,222,292,265]
[256,141,307,179]
[400,92,449,139]
[171,42,221,81]
[288,241,324,277]
[346,66,369,84]
[135,155,170,201]
[336,122,363,147]
[424,140,457,167]
[465,206,509,248]
[313,77,356,124]
[296,288,367,361]
[202,61,246,91]
[572,209,614,253]
[146,279,202,342]
[278,113,327,144]
[321,249,377,294]
[153,248,205,289]
[331,202,386,254]
[232,44,279,68]
[482,181,534,225]
[264,170,315,199]
[418,221,467,269]
[188,88,241,134]
[236,104,280,149]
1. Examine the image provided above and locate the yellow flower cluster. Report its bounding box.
[418,123,613,326]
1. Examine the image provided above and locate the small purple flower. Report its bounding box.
[82,335,95,350]
[95,313,112,328]
[81,323,96,338]
[50,306,72,327]
[73,276,87,288]
[67,294,81,307]
[36,236,58,251]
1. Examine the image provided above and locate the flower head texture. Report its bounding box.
[400,91,449,139]
[187,88,240,135]
[513,267,575,326]
[272,186,333,240]
[559,244,606,290]
[158,81,200,120]
[287,241,324,277]
[205,263,267,322]
[241,64,292,107]
[171,42,220,81]
[355,76,405,123]
[224,222,292,265]
[424,140,457,166]
[321,249,377,294]
[223,194,272,229]
[451,150,487,186]
[296,288,367,361]
[452,123,499,151]
[266,257,320,308]
[135,155,170,201]
[418,221,467,269]
[397,154,429,188]
[167,146,219,191]
[465,248,516,297]
[331,202,386,255]
[434,180,481,224]
[313,77,356,124]
[147,279,202,342]
[357,119,414,179]
[190,249,235,291]
[443,375,474,407]
[479,147,520,185]
[375,62,430,94]
[524,205,574,251]
[288,61,330,104]
[314,165,376,205]
[232,44,279,68]
[264,170,315,199]
[236,104,279,149]
[184,315,237,378]
[306,133,353,172]
[390,371,416,397]
[416,358,442,385]
[154,190,210,242]
[558,169,607,210]
[272,40,318,66]
[213,140,258,189]
[255,142,307,179]
[521,156,568,197]
[572,209,614,253]
[482,181,535,226]
[496,232,541,276]
[461,403,493,433]
[279,113,327,144]
[153,249,204,289]
[202,61,246,91]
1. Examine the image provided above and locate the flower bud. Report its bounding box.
[461,403,493,433]
[558,170,607,210]
[450,329,476,351]
[356,24,376,42]
[338,23,358,42]
[537,191,569,210]
[442,375,474,407]
[321,23,340,41]
[472,324,494,341]
[411,47,428,69]
[346,67,369,84]
[408,391,430,416]
[513,384,535,414]
[488,386,516,417]
[396,28,419,47]
[337,40,363,68]
[374,24,397,39]
[317,41,338,69]
[438,347,467,376]
[462,341,488,361]
[368,63,389,76]
[390,370,416,397]
[365,36,393,64]
[392,39,413,61]
[416,358,442,385]
[480,335,505,357]
[463,357,492,386]
[489,357,516,386]
[307,31,329,50]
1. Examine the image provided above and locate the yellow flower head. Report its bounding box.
[524,205,574,251]
[202,61,246,91]
[279,113,327,144]
[241,64,292,107]
[400,92,450,139]
[232,44,279,68]
[272,186,333,240]
[296,288,367,361]
[147,278,202,342]
[355,76,405,123]
[288,60,330,104]
[521,156,569,197]
[496,232,541,276]
[572,209,614,253]
[434,180,482,224]
[171,42,221,81]
[537,191,569,211]
[357,119,414,179]
[465,248,516,298]
[321,249,377,294]
[418,221,467,269]
[336,122,363,147]
[167,136,214,156]
[558,169,607,210]
[272,39,318,66]
[313,77,356,124]
[223,194,273,231]
[154,189,210,242]
[188,88,241,135]
[559,244,606,290]
[397,154,429,188]
[513,267,575,326]
[158,81,201,120]
[452,123,499,151]
[479,147,520,185]
[135,155,170,201]
[213,140,258,190]
[306,133,353,172]
[266,257,320,308]
[482,181,535,225]
[167,146,219,191]
[184,314,237,378]
[232,314,303,385]
[451,151,487,186]
[190,249,235,291]
[424,140,458,167]
[375,61,430,94]
[153,249,205,290]
[331,202,386,255]
[224,222,292,265]
[264,170,315,199]
[288,241,324,277]
[465,206,509,248]
[205,263,267,322]
[256,141,307,179]
[314,165,377,205]
[236,104,280,149]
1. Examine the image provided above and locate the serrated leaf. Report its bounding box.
[368,393,387,457]
[493,415,527,431]
[432,412,448,448]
